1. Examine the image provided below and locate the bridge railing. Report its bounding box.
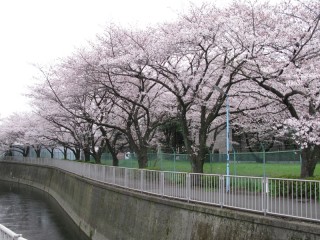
[2,156,319,222]
[0,224,27,240]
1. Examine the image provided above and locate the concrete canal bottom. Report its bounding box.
[0,162,319,240]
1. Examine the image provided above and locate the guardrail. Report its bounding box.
[2,156,319,222]
[0,224,27,240]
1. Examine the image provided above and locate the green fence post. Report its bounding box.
[173,151,176,172]
[260,143,266,178]
[170,147,176,172]
[210,152,212,174]
[232,147,237,176]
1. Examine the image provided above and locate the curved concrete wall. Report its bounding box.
[0,162,319,240]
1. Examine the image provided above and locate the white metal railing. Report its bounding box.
[0,224,27,240]
[1,156,320,222]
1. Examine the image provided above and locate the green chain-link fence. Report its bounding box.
[98,149,303,176]
[19,147,307,177]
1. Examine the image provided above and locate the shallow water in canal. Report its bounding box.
[0,180,89,240]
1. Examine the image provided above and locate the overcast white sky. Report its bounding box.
[0,0,233,118]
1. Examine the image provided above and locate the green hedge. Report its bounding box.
[269,176,320,199]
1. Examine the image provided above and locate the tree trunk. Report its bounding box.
[34,146,41,158]
[191,154,204,173]
[23,146,30,157]
[83,148,91,162]
[35,149,41,158]
[69,147,81,160]
[136,148,148,168]
[92,153,101,164]
[300,145,320,178]
[63,147,68,160]
[111,152,119,166]
[74,148,81,160]
[105,139,120,166]
[50,148,54,158]
[6,147,13,156]
[189,152,207,186]
[193,122,210,173]
[126,132,149,168]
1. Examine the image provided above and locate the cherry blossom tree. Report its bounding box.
[108,5,266,173]
[6,0,318,178]
[0,113,50,158]
[0,113,29,156]
[61,27,176,168]
[229,0,320,177]
[30,65,111,163]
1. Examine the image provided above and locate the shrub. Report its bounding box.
[269,176,320,199]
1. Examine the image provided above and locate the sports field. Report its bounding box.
[100,158,320,179]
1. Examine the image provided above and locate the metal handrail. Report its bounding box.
[0,224,27,240]
[1,156,320,222]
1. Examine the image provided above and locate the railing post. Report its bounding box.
[113,167,116,184]
[186,173,191,202]
[80,163,84,177]
[95,164,98,181]
[140,170,144,192]
[161,172,164,197]
[104,166,107,183]
[219,175,224,208]
[82,163,85,177]
[124,168,128,188]
[263,177,269,216]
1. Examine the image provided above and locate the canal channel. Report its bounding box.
[0,180,89,240]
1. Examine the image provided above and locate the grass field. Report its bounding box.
[99,158,320,179]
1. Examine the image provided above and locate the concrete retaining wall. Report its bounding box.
[0,162,319,240]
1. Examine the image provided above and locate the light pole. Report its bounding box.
[213,86,230,192]
[226,94,230,192]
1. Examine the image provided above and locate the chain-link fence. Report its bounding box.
[10,147,305,176]
[98,149,303,177]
